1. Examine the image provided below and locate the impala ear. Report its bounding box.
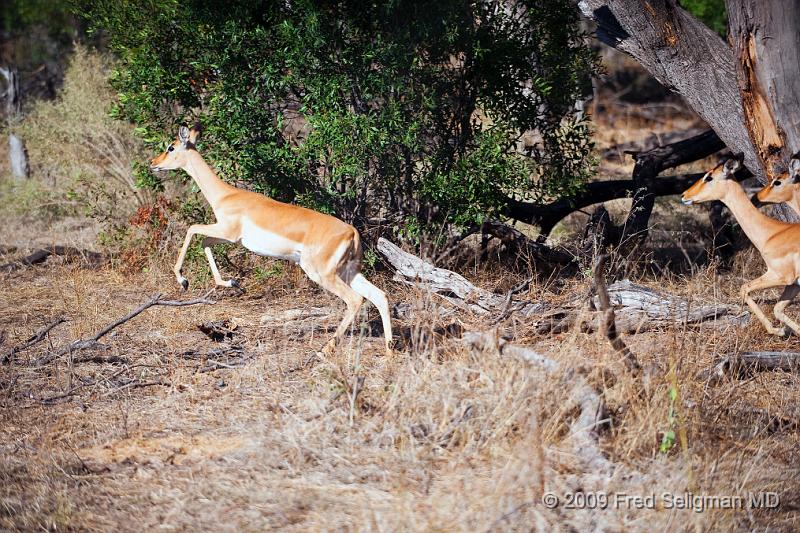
[178,125,190,146]
[188,121,202,145]
[723,153,743,176]
[790,157,800,177]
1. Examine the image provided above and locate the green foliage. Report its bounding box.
[681,0,727,37]
[659,384,679,454]
[253,263,285,281]
[80,0,599,236]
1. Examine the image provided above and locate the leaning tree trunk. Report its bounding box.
[578,0,800,223]
[727,1,800,178]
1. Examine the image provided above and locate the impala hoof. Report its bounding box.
[230,279,242,289]
[773,326,788,337]
[179,278,189,291]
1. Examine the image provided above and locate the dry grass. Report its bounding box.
[1,243,799,531]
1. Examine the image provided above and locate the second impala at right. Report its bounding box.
[755,152,800,215]
[681,153,800,337]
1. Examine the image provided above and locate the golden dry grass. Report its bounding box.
[1,239,799,531]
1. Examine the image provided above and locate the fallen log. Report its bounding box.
[379,237,745,334]
[377,238,546,316]
[0,245,105,272]
[700,351,800,384]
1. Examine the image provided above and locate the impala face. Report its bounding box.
[756,158,800,204]
[150,125,196,171]
[681,154,743,205]
[755,171,794,204]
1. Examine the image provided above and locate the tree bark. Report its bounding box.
[726,1,800,177]
[578,0,800,222]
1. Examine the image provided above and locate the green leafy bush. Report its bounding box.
[82,0,599,238]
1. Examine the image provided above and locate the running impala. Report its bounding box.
[150,124,393,355]
[682,153,800,337]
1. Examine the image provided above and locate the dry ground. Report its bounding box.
[2,53,799,531]
[1,240,799,531]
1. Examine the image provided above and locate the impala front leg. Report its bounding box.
[174,223,237,290]
[202,237,241,289]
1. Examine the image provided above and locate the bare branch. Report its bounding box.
[35,293,216,366]
[1,316,66,364]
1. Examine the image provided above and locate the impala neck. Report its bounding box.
[720,182,778,253]
[182,150,234,207]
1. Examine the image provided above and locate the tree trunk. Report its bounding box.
[578,0,800,222]
[578,0,758,173]
[8,133,29,179]
[726,1,800,178]
[1,66,29,180]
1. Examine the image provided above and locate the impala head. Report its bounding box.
[755,154,800,204]
[681,153,744,205]
[150,124,201,171]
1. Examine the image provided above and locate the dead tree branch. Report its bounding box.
[35,293,216,366]
[377,238,546,316]
[0,245,104,272]
[1,316,66,364]
[592,255,640,372]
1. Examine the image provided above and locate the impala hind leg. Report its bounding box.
[350,273,393,356]
[740,271,786,336]
[774,284,800,335]
[174,223,235,290]
[314,273,365,354]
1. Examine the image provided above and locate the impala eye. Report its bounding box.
[704,174,713,182]
[774,180,782,187]
[168,145,175,152]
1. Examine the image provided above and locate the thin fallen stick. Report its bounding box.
[593,254,641,372]
[35,292,216,366]
[1,316,66,364]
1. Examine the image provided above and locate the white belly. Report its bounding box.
[239,219,302,263]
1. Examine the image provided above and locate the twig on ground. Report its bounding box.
[71,354,130,365]
[592,254,641,372]
[35,292,216,366]
[1,316,66,364]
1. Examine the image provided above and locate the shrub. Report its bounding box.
[81,0,600,241]
[16,44,151,224]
